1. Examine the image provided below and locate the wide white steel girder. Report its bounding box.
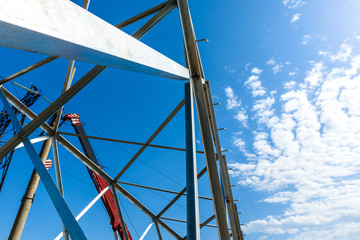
[0,0,189,80]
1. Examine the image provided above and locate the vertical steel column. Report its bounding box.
[223,156,244,240]
[51,136,70,240]
[177,0,231,239]
[205,82,242,240]
[0,90,86,240]
[113,231,119,240]
[185,82,200,240]
[154,221,163,240]
[110,184,129,240]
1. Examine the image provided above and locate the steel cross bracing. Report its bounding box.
[0,0,243,239]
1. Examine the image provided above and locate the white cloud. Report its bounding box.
[234,109,248,127]
[302,34,311,45]
[272,63,284,74]
[284,81,296,89]
[225,87,249,127]
[232,136,247,154]
[283,0,306,9]
[229,43,360,239]
[319,43,353,62]
[291,13,301,23]
[253,97,276,125]
[245,75,266,97]
[266,58,276,65]
[225,86,241,109]
[251,67,263,75]
[267,58,283,74]
[304,62,324,87]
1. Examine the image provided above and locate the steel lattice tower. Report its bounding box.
[0,0,243,239]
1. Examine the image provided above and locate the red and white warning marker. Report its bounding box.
[44,159,52,170]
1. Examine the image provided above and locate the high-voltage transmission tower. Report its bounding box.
[0,0,244,239]
[0,85,41,191]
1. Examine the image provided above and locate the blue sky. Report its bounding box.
[1,0,360,239]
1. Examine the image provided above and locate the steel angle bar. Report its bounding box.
[51,136,70,240]
[160,216,221,230]
[154,221,163,240]
[205,82,242,240]
[9,129,53,240]
[57,131,204,154]
[177,0,230,238]
[200,214,216,229]
[133,0,176,39]
[156,165,208,217]
[117,181,212,201]
[116,0,172,29]
[53,60,76,133]
[110,184,129,240]
[0,0,189,80]
[0,90,86,240]
[113,99,185,181]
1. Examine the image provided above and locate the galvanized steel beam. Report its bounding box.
[177,0,230,239]
[205,81,242,240]
[0,0,189,80]
[0,0,171,86]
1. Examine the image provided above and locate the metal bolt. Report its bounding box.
[195,38,209,43]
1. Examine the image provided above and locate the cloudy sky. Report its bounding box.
[217,0,360,239]
[1,0,360,239]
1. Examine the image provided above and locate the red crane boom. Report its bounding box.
[63,114,132,240]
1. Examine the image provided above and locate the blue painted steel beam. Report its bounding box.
[185,82,200,240]
[0,90,87,240]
